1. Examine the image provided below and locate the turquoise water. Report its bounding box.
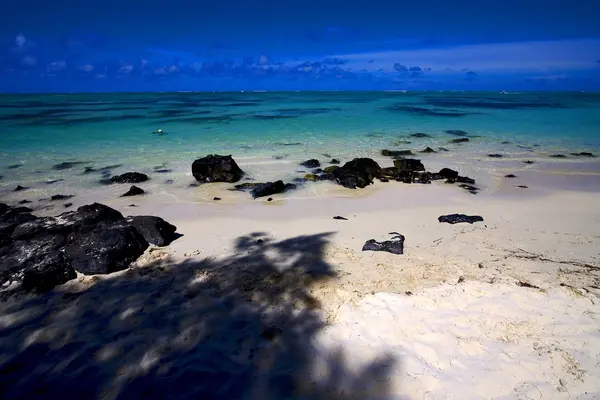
[1,91,600,201]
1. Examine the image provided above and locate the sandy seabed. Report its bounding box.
[1,173,600,399]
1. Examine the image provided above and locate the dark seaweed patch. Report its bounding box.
[445,130,470,137]
[384,104,470,117]
[424,97,567,109]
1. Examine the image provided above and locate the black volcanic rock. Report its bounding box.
[393,159,425,172]
[332,158,383,189]
[192,154,244,183]
[330,159,341,164]
[381,149,413,157]
[523,160,535,164]
[450,138,470,143]
[456,176,476,184]
[571,152,596,157]
[51,194,75,201]
[438,214,484,224]
[420,147,437,153]
[550,154,567,158]
[127,216,178,247]
[300,159,320,168]
[13,185,29,192]
[505,174,517,178]
[438,168,459,180]
[52,161,87,170]
[121,185,145,197]
[64,221,149,275]
[488,154,503,158]
[250,180,286,199]
[362,234,405,255]
[1,201,180,292]
[110,172,149,184]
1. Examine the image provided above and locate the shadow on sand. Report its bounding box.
[0,232,397,399]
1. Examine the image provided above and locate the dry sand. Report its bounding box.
[1,179,600,399]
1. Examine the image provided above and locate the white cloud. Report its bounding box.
[118,64,134,74]
[258,55,269,65]
[15,34,27,48]
[330,39,600,73]
[47,60,67,72]
[77,64,95,72]
[21,55,37,66]
[154,64,179,75]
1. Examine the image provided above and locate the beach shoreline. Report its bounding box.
[2,90,600,399]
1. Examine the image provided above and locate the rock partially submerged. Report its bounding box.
[488,154,503,158]
[250,180,286,199]
[410,133,432,138]
[121,185,145,197]
[571,152,596,158]
[438,214,484,224]
[192,154,244,183]
[0,202,180,293]
[110,172,149,184]
[50,194,74,201]
[450,138,470,144]
[300,159,320,168]
[329,159,341,164]
[420,147,437,153]
[332,158,383,189]
[362,233,405,255]
[381,149,413,157]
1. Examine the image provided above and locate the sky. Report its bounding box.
[1,0,599,92]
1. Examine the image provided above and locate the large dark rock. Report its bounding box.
[300,159,320,168]
[121,185,145,197]
[110,172,149,184]
[1,207,38,241]
[362,234,405,255]
[58,203,125,233]
[127,216,178,246]
[64,221,149,275]
[438,214,484,224]
[393,159,425,172]
[0,235,72,292]
[21,252,77,293]
[250,180,286,199]
[438,168,459,180]
[420,147,437,154]
[332,158,383,189]
[1,202,180,292]
[192,154,244,183]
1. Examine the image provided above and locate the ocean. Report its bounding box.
[1,91,600,204]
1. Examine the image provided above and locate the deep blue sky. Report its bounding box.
[1,0,599,92]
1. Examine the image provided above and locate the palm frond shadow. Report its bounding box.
[0,231,398,400]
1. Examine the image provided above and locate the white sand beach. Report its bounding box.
[2,175,599,399]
